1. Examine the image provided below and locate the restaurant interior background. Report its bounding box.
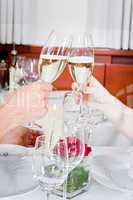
[0,0,133,108]
[0,2,133,199]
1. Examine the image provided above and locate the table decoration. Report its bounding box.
[32,126,85,200]
[54,136,92,199]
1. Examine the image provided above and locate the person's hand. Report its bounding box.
[73,79,133,138]
[0,126,42,147]
[73,77,126,125]
[4,82,52,126]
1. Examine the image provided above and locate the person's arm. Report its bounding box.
[0,104,21,137]
[74,77,133,138]
[0,82,52,138]
[119,106,133,138]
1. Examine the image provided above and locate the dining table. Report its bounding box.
[0,146,132,200]
[0,90,133,200]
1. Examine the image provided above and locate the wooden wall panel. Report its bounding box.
[0,44,133,106]
[0,44,133,65]
[53,63,105,90]
[93,63,105,85]
[105,64,133,107]
[53,66,72,90]
[95,55,111,64]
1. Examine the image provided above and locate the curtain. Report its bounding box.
[0,0,133,49]
[0,0,13,44]
[0,0,37,44]
[86,0,133,49]
[0,0,88,45]
[32,0,88,45]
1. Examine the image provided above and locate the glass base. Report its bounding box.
[54,159,91,199]
[54,184,89,199]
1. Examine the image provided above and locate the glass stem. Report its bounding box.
[79,91,84,115]
[63,179,67,200]
[46,190,50,200]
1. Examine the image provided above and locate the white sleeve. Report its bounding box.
[119,106,133,138]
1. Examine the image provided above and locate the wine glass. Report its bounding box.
[23,58,39,84]
[62,92,87,200]
[62,132,85,200]
[15,56,39,87]
[68,33,105,127]
[15,56,42,130]
[26,31,72,131]
[32,134,68,200]
[68,33,94,93]
[68,33,94,114]
[32,128,85,200]
[38,31,72,84]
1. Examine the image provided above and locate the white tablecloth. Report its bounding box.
[2,181,129,200]
[0,147,132,200]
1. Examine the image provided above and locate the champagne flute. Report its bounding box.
[68,33,94,119]
[26,31,72,131]
[68,33,104,126]
[68,33,94,93]
[38,31,72,126]
[38,31,72,85]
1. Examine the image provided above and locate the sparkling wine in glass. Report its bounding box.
[67,34,94,121]
[26,32,72,131]
[68,56,94,86]
[68,34,94,90]
[39,54,67,83]
[38,31,72,84]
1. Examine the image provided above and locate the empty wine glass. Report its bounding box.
[32,128,85,200]
[32,134,68,200]
[62,94,86,200]
[23,58,39,84]
[15,56,39,86]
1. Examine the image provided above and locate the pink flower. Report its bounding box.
[54,136,92,157]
